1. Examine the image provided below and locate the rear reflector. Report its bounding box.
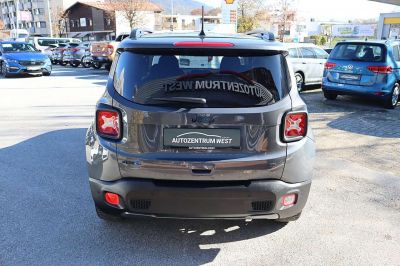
[105,192,120,206]
[368,65,393,74]
[324,62,336,69]
[96,109,121,139]
[281,194,297,207]
[174,41,234,47]
[283,112,308,142]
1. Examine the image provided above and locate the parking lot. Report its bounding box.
[0,66,399,265]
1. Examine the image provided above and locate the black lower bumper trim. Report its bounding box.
[90,178,311,219]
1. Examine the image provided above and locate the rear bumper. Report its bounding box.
[322,79,393,99]
[92,56,112,64]
[90,177,311,220]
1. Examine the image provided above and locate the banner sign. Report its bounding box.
[332,24,376,37]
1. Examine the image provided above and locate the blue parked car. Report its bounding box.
[322,40,400,109]
[0,41,52,78]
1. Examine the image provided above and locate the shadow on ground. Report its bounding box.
[0,129,285,265]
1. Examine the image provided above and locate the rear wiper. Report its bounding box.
[152,97,207,105]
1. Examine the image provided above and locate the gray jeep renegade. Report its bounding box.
[85,29,315,223]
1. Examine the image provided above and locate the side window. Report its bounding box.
[300,47,316,59]
[313,48,329,59]
[111,53,120,84]
[288,48,299,58]
[392,45,400,62]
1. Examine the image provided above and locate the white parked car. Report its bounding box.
[285,43,329,92]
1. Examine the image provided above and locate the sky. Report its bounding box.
[196,0,400,21]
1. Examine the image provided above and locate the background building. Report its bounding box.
[64,1,163,41]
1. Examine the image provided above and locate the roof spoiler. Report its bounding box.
[130,28,153,40]
[246,30,275,41]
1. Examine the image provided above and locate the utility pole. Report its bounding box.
[15,0,19,32]
[46,0,53,37]
[170,0,174,31]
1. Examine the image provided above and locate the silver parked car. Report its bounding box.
[286,43,329,91]
[86,30,316,223]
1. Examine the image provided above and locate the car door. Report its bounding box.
[299,47,319,84]
[287,47,302,74]
[312,47,329,83]
[391,44,400,78]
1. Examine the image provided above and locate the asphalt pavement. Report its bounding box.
[0,66,399,265]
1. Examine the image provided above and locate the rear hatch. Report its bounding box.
[111,49,292,181]
[90,41,112,57]
[325,42,387,86]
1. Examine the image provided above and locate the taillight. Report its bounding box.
[174,41,235,47]
[70,48,79,52]
[324,62,336,69]
[96,109,121,139]
[368,65,393,74]
[107,44,114,55]
[282,112,308,142]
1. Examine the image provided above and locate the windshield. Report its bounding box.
[330,43,385,62]
[1,43,37,53]
[113,51,290,108]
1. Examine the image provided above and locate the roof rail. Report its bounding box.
[130,28,153,40]
[246,30,275,41]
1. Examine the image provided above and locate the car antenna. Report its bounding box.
[199,6,206,38]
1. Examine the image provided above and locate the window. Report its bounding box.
[1,42,36,52]
[392,45,400,62]
[288,48,299,58]
[312,48,328,59]
[330,43,385,62]
[299,47,316,59]
[113,52,290,108]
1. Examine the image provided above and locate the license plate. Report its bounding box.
[27,66,41,71]
[164,128,240,149]
[340,74,360,81]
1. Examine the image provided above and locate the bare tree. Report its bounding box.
[109,0,150,29]
[51,7,69,37]
[237,0,266,32]
[272,0,296,41]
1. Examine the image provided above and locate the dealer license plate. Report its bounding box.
[164,128,240,149]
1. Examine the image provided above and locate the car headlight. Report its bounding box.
[5,59,19,64]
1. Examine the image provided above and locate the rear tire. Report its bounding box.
[295,72,305,92]
[105,63,111,71]
[81,56,92,68]
[59,61,67,66]
[92,62,102,69]
[70,61,80,67]
[95,206,124,222]
[324,91,337,100]
[275,212,302,223]
[384,83,399,109]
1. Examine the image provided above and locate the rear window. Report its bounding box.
[112,51,290,108]
[330,43,385,62]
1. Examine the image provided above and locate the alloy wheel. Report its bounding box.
[392,84,399,107]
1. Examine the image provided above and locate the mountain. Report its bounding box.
[152,0,211,14]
